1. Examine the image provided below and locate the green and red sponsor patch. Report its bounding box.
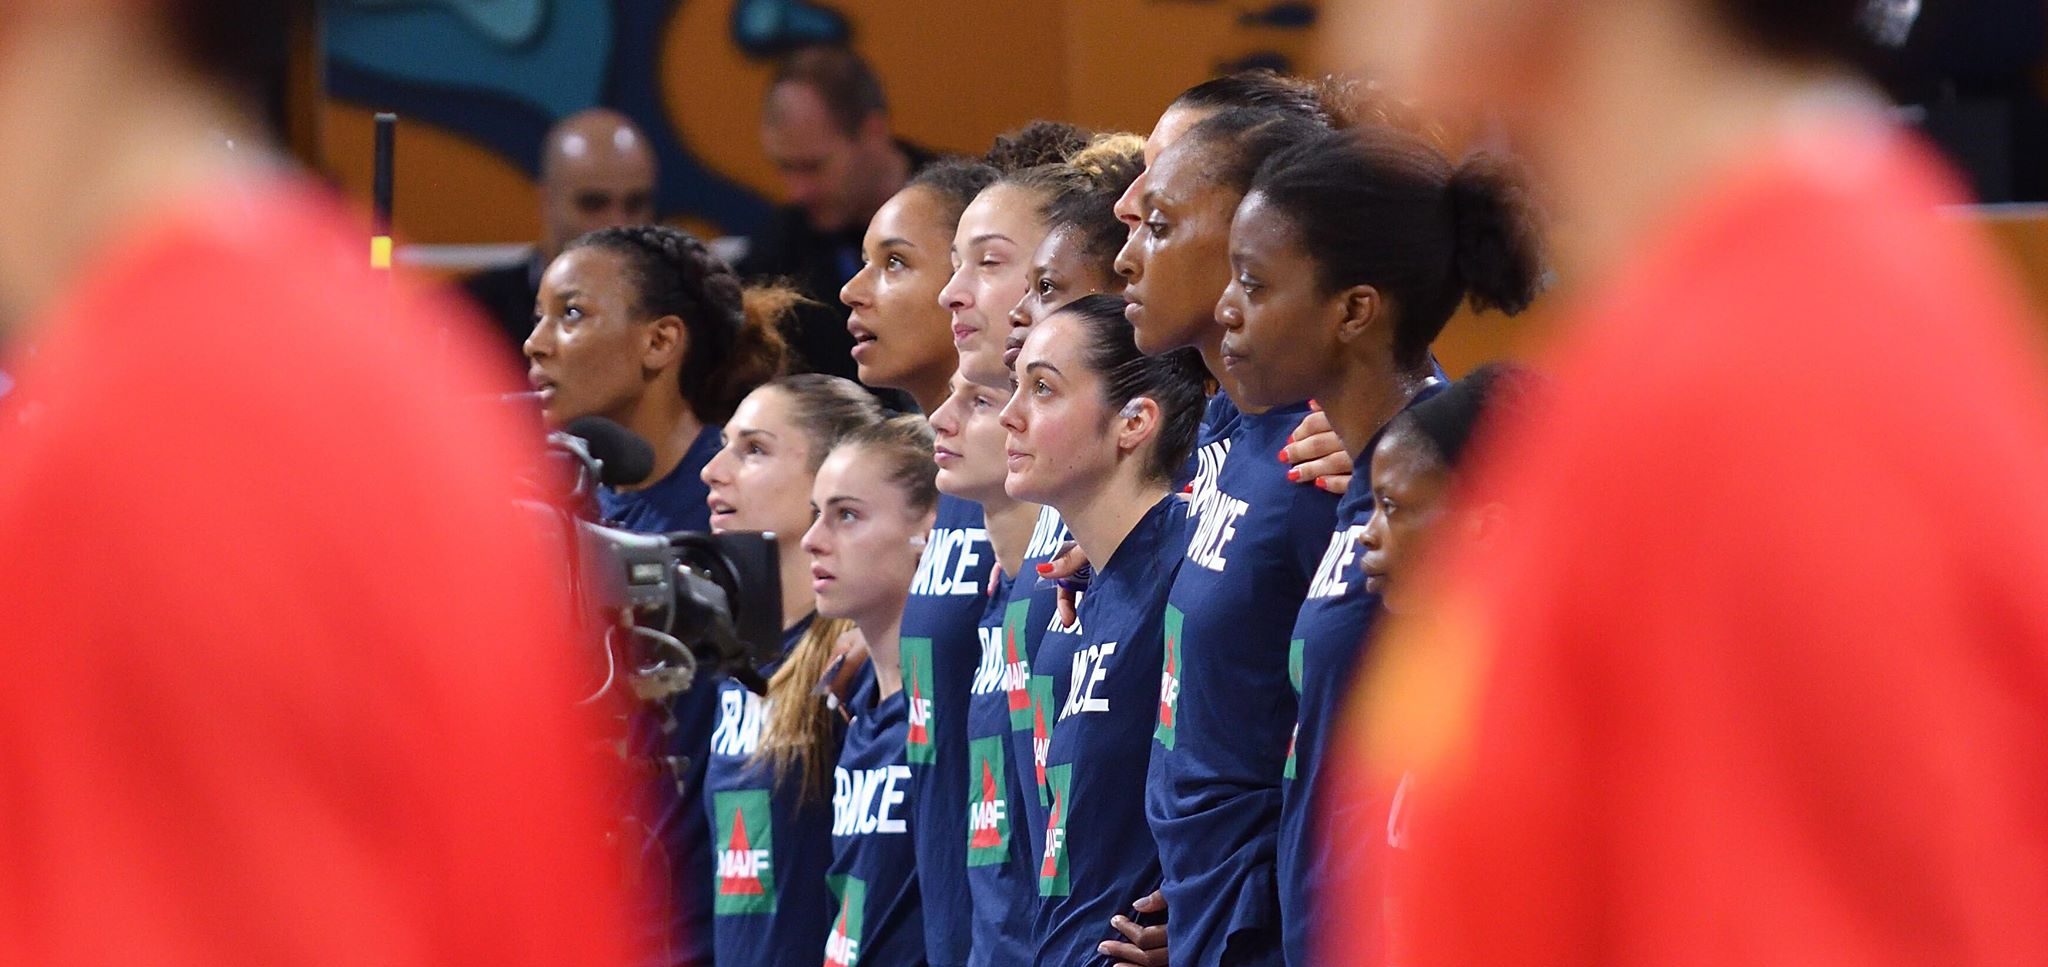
[902,636,936,765]
[713,789,775,915]
[1155,604,1185,748]
[1283,638,1304,781]
[966,736,1011,866]
[1038,763,1073,897]
[823,874,867,966]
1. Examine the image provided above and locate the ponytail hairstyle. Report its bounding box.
[833,415,942,518]
[1052,294,1208,485]
[1389,363,1542,472]
[567,225,792,425]
[1248,127,1543,371]
[751,374,886,800]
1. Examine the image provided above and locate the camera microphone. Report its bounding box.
[562,416,655,488]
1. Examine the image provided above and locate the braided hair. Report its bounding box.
[567,225,793,425]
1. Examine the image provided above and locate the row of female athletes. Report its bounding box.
[523,67,1540,967]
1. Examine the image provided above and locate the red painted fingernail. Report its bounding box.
[1286,468,1301,483]
[1277,448,1290,463]
[1036,563,1054,575]
[1309,398,1322,410]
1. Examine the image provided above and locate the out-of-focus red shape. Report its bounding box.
[1334,124,2048,967]
[0,181,638,967]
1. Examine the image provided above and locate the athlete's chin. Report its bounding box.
[1003,467,1050,507]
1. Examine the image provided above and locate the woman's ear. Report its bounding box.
[643,314,688,374]
[1114,396,1163,457]
[1333,284,1383,345]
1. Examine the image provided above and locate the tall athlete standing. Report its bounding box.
[928,366,1045,965]
[995,135,1147,875]
[1220,124,1542,965]
[1000,294,1209,967]
[1116,105,1343,967]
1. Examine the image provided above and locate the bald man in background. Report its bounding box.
[463,108,657,364]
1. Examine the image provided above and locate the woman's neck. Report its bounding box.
[1322,359,1434,461]
[856,606,907,699]
[778,551,815,632]
[1059,470,1170,575]
[1529,0,1876,284]
[978,494,1038,580]
[616,390,704,492]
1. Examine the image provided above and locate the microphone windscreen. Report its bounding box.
[564,416,656,487]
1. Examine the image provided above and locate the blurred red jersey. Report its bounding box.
[1342,123,2048,965]
[0,182,636,967]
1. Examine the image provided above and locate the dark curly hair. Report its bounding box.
[567,226,793,425]
[984,121,1093,174]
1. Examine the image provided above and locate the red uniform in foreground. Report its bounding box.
[1345,125,2048,966]
[0,183,636,967]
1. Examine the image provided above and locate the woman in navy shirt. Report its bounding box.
[1119,107,1344,967]
[527,225,791,534]
[802,416,946,967]
[525,223,795,967]
[998,294,1208,967]
[1219,126,1542,966]
[699,375,886,967]
[928,365,1047,967]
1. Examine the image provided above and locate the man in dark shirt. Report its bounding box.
[463,108,656,368]
[740,46,937,386]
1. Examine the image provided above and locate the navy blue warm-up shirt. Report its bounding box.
[1008,504,1070,867]
[964,570,1038,967]
[900,495,993,967]
[1277,381,1442,967]
[703,617,850,967]
[1033,495,1189,967]
[827,675,925,967]
[1149,401,1337,967]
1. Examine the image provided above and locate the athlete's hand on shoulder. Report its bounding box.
[1282,401,1352,494]
[1098,889,1168,967]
